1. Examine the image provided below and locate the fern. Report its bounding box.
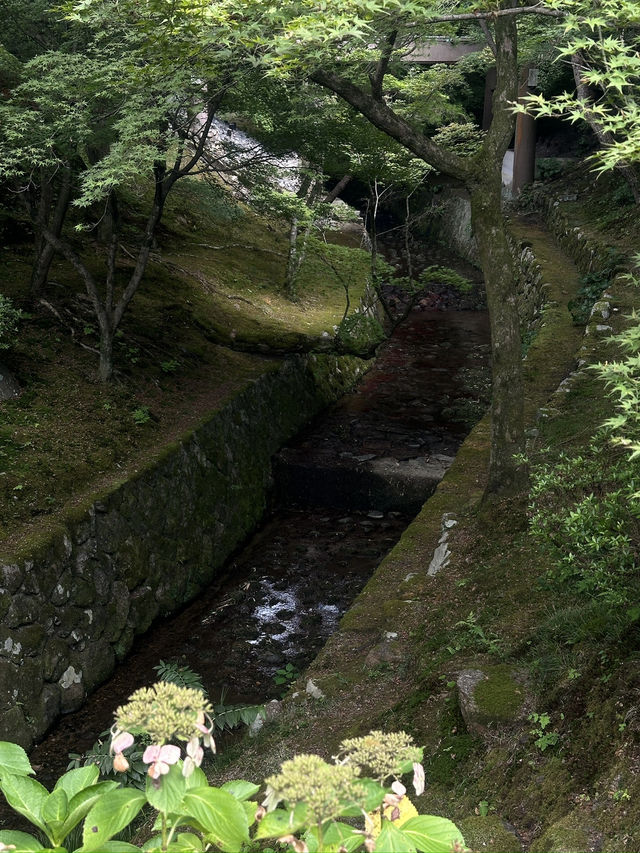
[153,660,206,694]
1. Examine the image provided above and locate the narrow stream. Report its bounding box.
[18,247,490,799]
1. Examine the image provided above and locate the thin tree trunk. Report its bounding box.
[404,191,414,288]
[470,172,526,495]
[324,173,352,203]
[30,167,72,300]
[98,319,115,383]
[285,217,300,300]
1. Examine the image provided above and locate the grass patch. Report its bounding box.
[0,179,371,546]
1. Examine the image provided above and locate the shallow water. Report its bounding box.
[22,282,490,797]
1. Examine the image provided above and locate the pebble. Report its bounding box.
[367,510,384,519]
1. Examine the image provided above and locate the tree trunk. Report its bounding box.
[285,217,300,300]
[470,171,526,495]
[30,167,72,301]
[98,321,115,383]
[324,173,352,203]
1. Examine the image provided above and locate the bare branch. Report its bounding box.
[479,19,497,57]
[419,5,563,22]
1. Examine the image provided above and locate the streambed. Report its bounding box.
[18,256,490,799]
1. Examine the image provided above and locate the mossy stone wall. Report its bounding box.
[528,187,625,274]
[427,188,547,331]
[0,353,365,749]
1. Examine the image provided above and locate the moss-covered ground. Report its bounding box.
[202,176,640,852]
[4,163,640,852]
[0,180,371,551]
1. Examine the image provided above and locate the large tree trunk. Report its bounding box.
[470,171,526,495]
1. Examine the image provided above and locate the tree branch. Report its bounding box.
[369,29,398,100]
[310,69,472,181]
[416,5,562,22]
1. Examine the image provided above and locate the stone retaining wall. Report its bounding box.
[0,353,365,748]
[428,188,547,332]
[529,187,626,274]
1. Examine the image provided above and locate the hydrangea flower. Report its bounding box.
[143,744,181,779]
[109,682,215,780]
[334,730,424,791]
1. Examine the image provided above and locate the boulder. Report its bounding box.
[0,362,20,400]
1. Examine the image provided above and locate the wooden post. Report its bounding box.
[512,68,537,196]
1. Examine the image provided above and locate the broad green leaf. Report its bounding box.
[42,788,69,845]
[401,815,466,853]
[0,773,49,835]
[305,821,363,852]
[0,830,44,850]
[145,762,187,815]
[340,779,385,816]
[43,788,68,821]
[255,804,308,839]
[54,765,99,801]
[243,799,258,825]
[142,835,164,850]
[59,781,120,842]
[80,788,145,852]
[100,843,143,852]
[375,821,417,852]
[167,833,203,851]
[182,787,249,852]
[0,742,34,777]
[325,821,364,851]
[185,766,207,790]
[220,779,260,801]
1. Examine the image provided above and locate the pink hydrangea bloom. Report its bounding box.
[143,744,181,779]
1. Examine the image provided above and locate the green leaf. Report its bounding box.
[100,843,142,852]
[0,773,49,836]
[305,821,363,852]
[59,781,120,843]
[145,762,187,815]
[185,766,208,790]
[80,788,145,852]
[0,830,44,850]
[400,815,466,852]
[182,787,250,851]
[340,779,385,816]
[168,833,203,851]
[42,788,69,845]
[54,765,100,801]
[375,821,417,852]
[243,800,258,825]
[220,779,260,801]
[255,804,308,839]
[0,742,34,777]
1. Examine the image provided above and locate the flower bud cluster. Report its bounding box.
[264,754,366,825]
[110,681,215,779]
[335,730,424,793]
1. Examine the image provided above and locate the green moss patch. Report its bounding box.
[473,665,525,725]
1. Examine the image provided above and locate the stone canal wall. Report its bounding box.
[0,353,365,748]
[427,188,550,332]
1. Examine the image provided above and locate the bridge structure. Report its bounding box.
[402,38,537,195]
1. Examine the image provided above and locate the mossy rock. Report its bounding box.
[459,815,522,852]
[530,812,592,853]
[457,665,526,735]
[335,313,385,356]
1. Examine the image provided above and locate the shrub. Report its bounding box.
[0,295,22,351]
